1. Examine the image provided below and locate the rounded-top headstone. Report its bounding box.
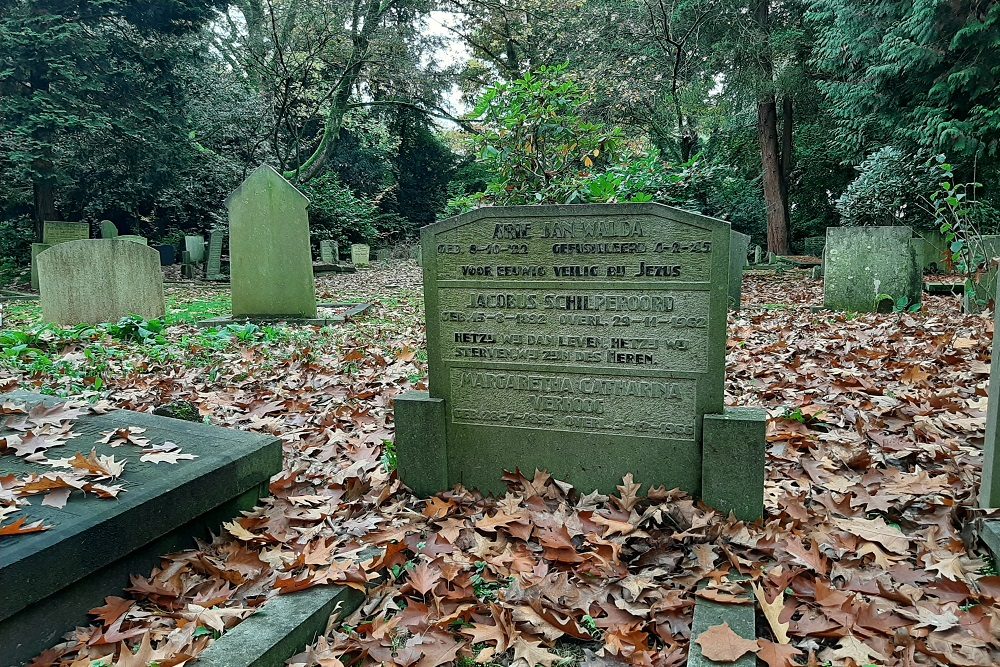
[37,239,165,325]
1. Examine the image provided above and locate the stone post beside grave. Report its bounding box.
[206,230,226,281]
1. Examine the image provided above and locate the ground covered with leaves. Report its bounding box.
[2,266,999,667]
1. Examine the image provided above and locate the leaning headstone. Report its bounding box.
[394,204,766,519]
[118,235,148,245]
[184,235,206,263]
[320,239,339,264]
[37,239,165,325]
[206,230,226,281]
[729,231,751,310]
[30,243,51,290]
[42,221,89,245]
[351,244,371,267]
[823,227,922,312]
[0,391,281,666]
[100,220,118,239]
[227,165,317,318]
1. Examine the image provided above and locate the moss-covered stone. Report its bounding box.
[823,226,922,312]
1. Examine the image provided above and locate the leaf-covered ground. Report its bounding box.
[2,266,999,667]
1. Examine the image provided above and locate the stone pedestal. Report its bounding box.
[394,391,449,496]
[702,408,767,521]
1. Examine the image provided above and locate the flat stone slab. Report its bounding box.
[197,302,371,329]
[195,586,364,667]
[925,282,965,295]
[688,580,756,667]
[0,391,281,665]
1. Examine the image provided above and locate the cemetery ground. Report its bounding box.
[2,265,999,667]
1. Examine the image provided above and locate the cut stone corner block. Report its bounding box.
[701,407,767,521]
[688,578,756,667]
[394,391,448,496]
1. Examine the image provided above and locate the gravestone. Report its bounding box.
[823,227,922,312]
[228,165,317,318]
[0,391,281,666]
[100,220,118,239]
[118,235,148,245]
[42,221,89,245]
[351,244,371,267]
[38,239,165,325]
[206,230,226,281]
[185,235,206,263]
[394,204,766,518]
[752,245,763,265]
[30,244,51,291]
[376,248,392,261]
[728,231,751,310]
[802,236,825,258]
[320,239,339,264]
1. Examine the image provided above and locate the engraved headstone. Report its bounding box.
[729,231,751,311]
[394,204,766,518]
[100,220,119,239]
[823,227,922,312]
[206,230,226,280]
[351,244,370,267]
[227,165,317,318]
[184,235,206,263]
[42,221,89,245]
[320,239,339,264]
[37,240,165,325]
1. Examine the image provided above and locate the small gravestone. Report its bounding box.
[185,235,206,263]
[376,248,392,261]
[30,243,51,290]
[823,227,922,312]
[118,235,148,245]
[752,245,763,265]
[320,239,339,264]
[42,221,89,245]
[38,239,165,325]
[729,231,751,310]
[206,230,226,281]
[228,165,317,318]
[351,244,371,267]
[803,235,825,258]
[394,204,766,518]
[0,391,281,666]
[100,220,118,239]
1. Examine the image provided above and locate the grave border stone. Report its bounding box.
[197,301,372,329]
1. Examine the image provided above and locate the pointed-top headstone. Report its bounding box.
[226,164,316,318]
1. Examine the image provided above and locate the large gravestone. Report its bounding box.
[351,244,371,267]
[394,204,766,517]
[729,231,751,310]
[0,391,281,666]
[227,165,317,318]
[206,230,227,281]
[823,227,923,312]
[37,239,165,325]
[185,234,206,263]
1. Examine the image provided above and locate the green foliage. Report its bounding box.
[836,147,935,228]
[299,172,379,247]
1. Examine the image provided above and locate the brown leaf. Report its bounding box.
[695,622,759,663]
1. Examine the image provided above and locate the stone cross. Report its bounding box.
[226,165,317,318]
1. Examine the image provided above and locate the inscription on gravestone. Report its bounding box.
[395,204,766,515]
[42,221,89,246]
[206,230,226,280]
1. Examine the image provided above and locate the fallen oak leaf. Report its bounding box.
[756,639,803,667]
[511,638,561,667]
[752,583,790,644]
[695,622,759,663]
[0,516,50,537]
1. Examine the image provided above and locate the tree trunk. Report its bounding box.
[754,0,790,255]
[32,173,56,240]
[758,98,789,255]
[781,95,793,184]
[29,59,55,241]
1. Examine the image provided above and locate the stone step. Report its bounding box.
[0,391,282,666]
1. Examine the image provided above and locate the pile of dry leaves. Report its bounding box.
[1,266,998,667]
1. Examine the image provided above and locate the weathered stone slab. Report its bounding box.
[207,230,227,281]
[981,277,1000,509]
[100,220,118,239]
[42,221,89,245]
[823,227,922,312]
[185,235,206,263]
[982,521,1000,571]
[38,239,165,325]
[688,579,756,667]
[227,165,317,318]
[320,240,339,264]
[802,235,825,258]
[118,235,148,245]
[351,244,370,267]
[728,232,751,311]
[395,204,762,499]
[0,391,282,667]
[703,408,766,521]
[195,586,364,667]
[196,302,371,329]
